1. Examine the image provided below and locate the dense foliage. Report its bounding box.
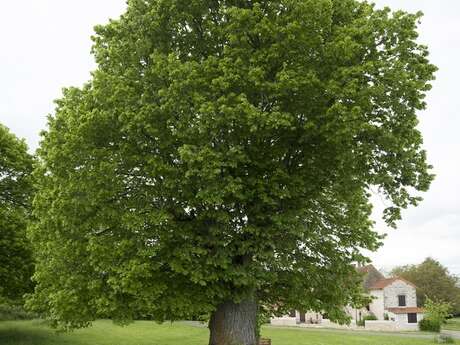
[0,303,37,321]
[28,0,436,342]
[392,258,460,314]
[425,298,452,323]
[419,298,452,333]
[0,124,34,303]
[419,317,441,333]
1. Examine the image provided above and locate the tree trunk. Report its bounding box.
[208,299,258,345]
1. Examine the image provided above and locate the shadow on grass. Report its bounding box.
[0,329,49,345]
[0,321,69,345]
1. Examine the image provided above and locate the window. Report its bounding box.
[408,313,417,323]
[398,295,406,306]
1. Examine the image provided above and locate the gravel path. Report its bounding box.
[442,330,460,339]
[265,325,438,339]
[181,321,460,340]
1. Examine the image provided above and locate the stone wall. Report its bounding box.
[270,316,297,326]
[365,320,400,331]
[369,289,385,319]
[383,280,417,308]
[393,312,424,329]
[320,319,358,329]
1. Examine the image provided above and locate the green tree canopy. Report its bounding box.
[0,123,34,303]
[392,258,460,315]
[28,1,436,344]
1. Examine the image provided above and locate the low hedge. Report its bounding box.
[419,317,441,332]
[357,314,378,327]
[0,303,37,321]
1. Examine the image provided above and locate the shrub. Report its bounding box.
[363,314,378,327]
[420,298,452,333]
[0,303,37,321]
[364,314,378,321]
[357,314,378,327]
[419,317,441,332]
[425,298,452,324]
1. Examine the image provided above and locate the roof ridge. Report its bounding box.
[369,276,417,290]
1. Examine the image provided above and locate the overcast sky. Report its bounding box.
[0,1,458,276]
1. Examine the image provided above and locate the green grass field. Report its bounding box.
[1,320,458,345]
[445,318,460,331]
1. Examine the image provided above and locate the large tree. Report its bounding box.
[28,1,436,344]
[0,124,34,303]
[392,258,460,315]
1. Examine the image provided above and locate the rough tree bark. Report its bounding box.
[208,299,258,345]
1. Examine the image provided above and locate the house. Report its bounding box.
[271,265,424,331]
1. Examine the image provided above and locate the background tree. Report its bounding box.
[0,123,34,304]
[28,1,436,344]
[392,258,460,315]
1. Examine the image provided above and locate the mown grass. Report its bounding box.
[0,320,206,345]
[0,320,458,345]
[445,318,460,331]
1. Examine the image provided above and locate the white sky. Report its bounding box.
[0,1,458,276]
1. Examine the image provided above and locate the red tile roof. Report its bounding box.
[387,307,424,314]
[368,277,417,290]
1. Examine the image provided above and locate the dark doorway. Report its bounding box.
[299,312,306,323]
[408,313,418,323]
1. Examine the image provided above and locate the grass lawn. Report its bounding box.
[445,318,460,331]
[0,320,457,345]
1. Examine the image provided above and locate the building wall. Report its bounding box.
[320,319,358,329]
[369,289,385,320]
[345,306,361,321]
[383,281,417,308]
[270,316,297,326]
[271,311,424,331]
[395,313,408,324]
[391,312,424,330]
[270,279,421,330]
[365,320,401,331]
[270,310,322,326]
[304,311,322,323]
